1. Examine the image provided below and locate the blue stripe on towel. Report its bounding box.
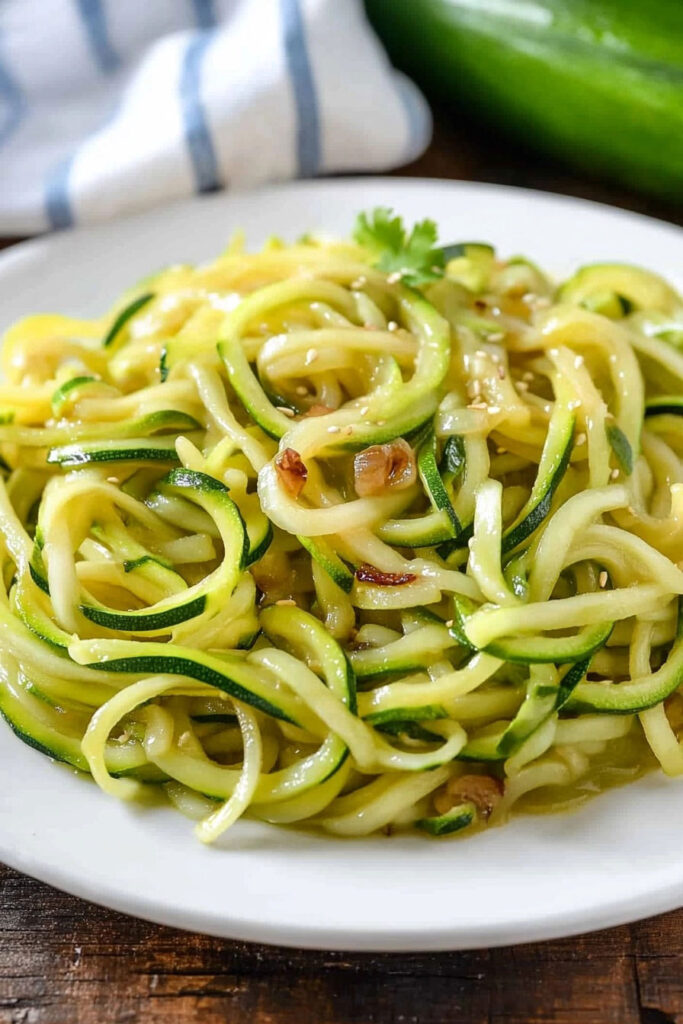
[280,0,320,178]
[180,31,222,193]
[75,0,120,73]
[45,155,76,230]
[0,49,26,146]
[190,0,217,30]
[44,2,119,229]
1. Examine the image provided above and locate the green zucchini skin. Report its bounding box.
[47,439,181,467]
[441,244,495,292]
[568,604,683,713]
[103,293,155,348]
[0,675,164,781]
[81,594,208,632]
[645,397,683,418]
[364,705,447,728]
[376,509,456,548]
[80,468,248,634]
[50,375,97,415]
[502,407,574,555]
[416,801,476,836]
[453,596,611,666]
[14,581,72,652]
[483,622,613,665]
[260,604,357,713]
[298,535,355,593]
[378,432,467,549]
[79,645,300,724]
[365,0,683,202]
[418,430,461,538]
[557,264,680,315]
[29,537,50,595]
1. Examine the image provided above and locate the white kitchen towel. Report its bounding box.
[0,0,431,234]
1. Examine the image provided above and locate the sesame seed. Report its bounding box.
[359,406,369,416]
[387,271,402,284]
[445,619,454,628]
[522,371,534,382]
[276,598,297,606]
[276,406,295,417]
[327,425,340,433]
[574,355,585,369]
[468,402,488,411]
[487,405,501,415]
[599,571,608,588]
[387,321,398,332]
[343,426,354,436]
[376,420,386,426]
[575,432,587,446]
[568,399,582,410]
[305,348,318,365]
[515,380,529,392]
[488,332,505,343]
[296,385,308,396]
[496,445,507,454]
[611,468,620,480]
[351,276,367,290]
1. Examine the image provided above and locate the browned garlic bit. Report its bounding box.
[353,438,416,497]
[434,774,504,819]
[303,403,335,418]
[354,564,417,586]
[275,448,308,498]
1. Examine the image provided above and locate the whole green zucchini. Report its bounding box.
[365,0,683,203]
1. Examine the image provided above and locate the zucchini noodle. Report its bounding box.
[0,219,682,843]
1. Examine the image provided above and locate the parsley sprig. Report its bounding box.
[352,208,445,287]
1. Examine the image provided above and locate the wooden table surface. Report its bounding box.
[1,109,682,1024]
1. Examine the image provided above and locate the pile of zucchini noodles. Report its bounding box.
[1,215,683,844]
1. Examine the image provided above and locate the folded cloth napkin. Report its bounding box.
[0,0,431,234]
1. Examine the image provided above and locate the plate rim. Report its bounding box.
[2,175,681,268]
[2,838,683,951]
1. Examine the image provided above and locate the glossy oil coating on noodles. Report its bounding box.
[0,212,682,843]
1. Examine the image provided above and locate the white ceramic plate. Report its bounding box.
[1,179,682,952]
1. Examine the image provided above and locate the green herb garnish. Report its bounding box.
[353,208,445,287]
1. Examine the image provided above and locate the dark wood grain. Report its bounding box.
[1,111,683,1024]
[1,863,683,1024]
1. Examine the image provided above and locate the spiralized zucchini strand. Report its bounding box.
[0,220,681,842]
